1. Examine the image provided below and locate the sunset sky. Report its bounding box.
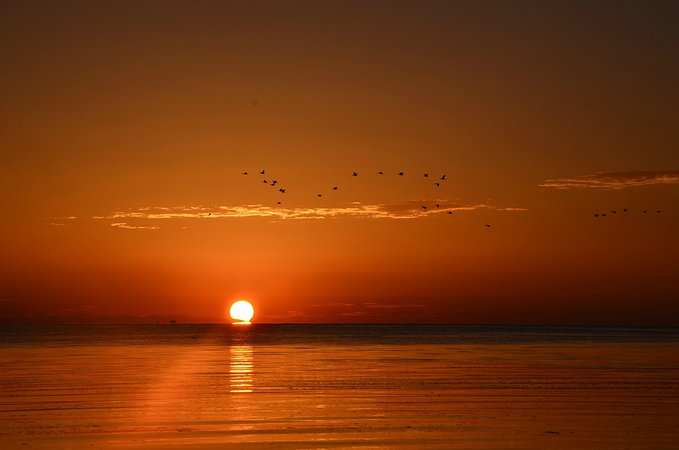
[1,1,678,325]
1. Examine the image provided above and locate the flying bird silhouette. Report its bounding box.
[623,208,628,212]
[435,204,440,208]
[485,224,491,228]
[260,170,265,175]
[440,175,446,181]
[424,173,429,177]
[242,171,248,175]
[398,172,404,176]
[279,188,286,193]
[434,183,440,187]
[594,214,599,218]
[317,194,322,197]
[332,186,338,190]
[378,171,384,175]
[352,171,358,176]
[271,180,278,186]
[421,205,427,210]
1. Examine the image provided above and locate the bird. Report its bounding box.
[440,175,446,181]
[434,183,440,187]
[594,214,599,218]
[435,204,440,209]
[656,210,662,213]
[317,194,322,197]
[242,171,248,175]
[611,210,617,214]
[276,201,282,205]
[642,210,647,213]
[601,213,607,217]
[352,171,358,176]
[378,171,384,175]
[623,208,628,212]
[332,186,338,190]
[424,173,429,177]
[279,188,286,193]
[263,179,268,183]
[398,172,404,176]
[260,170,265,175]
[485,224,491,228]
[448,211,452,215]
[421,205,428,210]
[271,180,278,186]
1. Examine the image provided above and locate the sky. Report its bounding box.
[1,0,678,325]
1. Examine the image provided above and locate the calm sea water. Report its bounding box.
[1,324,678,449]
[2,323,679,346]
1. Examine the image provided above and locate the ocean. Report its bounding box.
[1,324,678,449]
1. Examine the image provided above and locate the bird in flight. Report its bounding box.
[279,188,286,193]
[398,172,404,176]
[424,173,429,177]
[434,183,440,187]
[353,171,358,176]
[378,171,384,175]
[317,194,322,197]
[332,186,338,190]
[260,170,265,175]
[435,204,440,209]
[262,179,268,183]
[440,174,446,181]
[242,171,248,175]
[485,224,491,228]
[594,214,599,218]
[271,180,278,186]
[421,205,427,210]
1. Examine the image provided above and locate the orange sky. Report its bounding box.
[1,1,678,325]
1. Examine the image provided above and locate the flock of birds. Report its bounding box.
[593,209,662,217]
[241,169,666,228]
[239,169,487,222]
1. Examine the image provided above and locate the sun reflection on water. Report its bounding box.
[229,345,253,393]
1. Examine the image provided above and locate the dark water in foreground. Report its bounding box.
[1,325,678,449]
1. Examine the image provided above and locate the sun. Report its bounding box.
[230,300,254,323]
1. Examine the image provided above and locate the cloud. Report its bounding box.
[539,170,679,190]
[93,201,526,222]
[110,222,159,230]
[312,302,355,308]
[364,302,427,309]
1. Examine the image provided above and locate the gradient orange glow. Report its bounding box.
[0,1,678,325]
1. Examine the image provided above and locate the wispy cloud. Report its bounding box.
[364,302,427,309]
[312,302,356,308]
[110,222,160,230]
[93,201,526,222]
[540,170,679,190]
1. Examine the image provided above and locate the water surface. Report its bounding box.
[1,325,678,449]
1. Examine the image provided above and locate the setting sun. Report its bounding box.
[230,300,254,323]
